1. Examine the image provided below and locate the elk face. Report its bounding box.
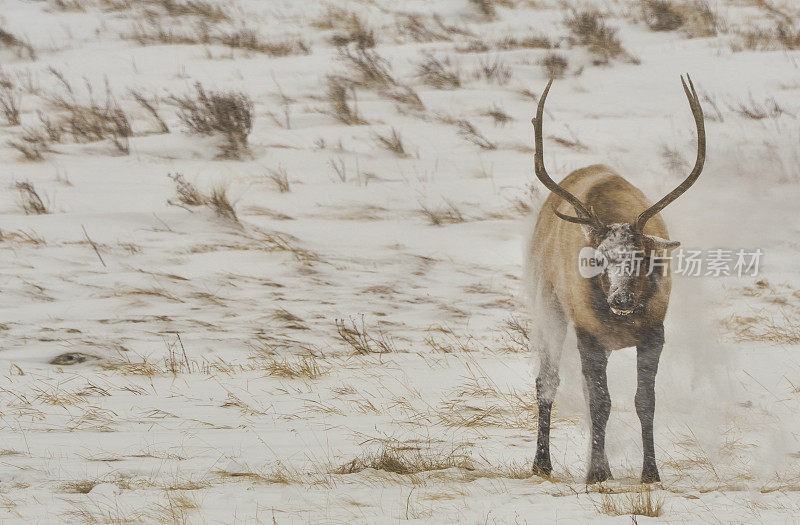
[588,224,679,317]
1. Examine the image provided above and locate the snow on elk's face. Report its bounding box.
[592,224,679,317]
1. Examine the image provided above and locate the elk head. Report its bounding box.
[532,75,705,317]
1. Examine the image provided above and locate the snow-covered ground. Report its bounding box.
[0,0,799,522]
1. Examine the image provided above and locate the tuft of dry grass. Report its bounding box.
[372,127,406,156]
[326,76,365,125]
[596,485,664,517]
[0,28,36,60]
[721,310,800,345]
[484,104,511,126]
[8,128,49,161]
[262,355,328,379]
[396,14,450,43]
[129,89,169,133]
[729,94,785,120]
[419,199,465,226]
[167,173,238,223]
[338,47,423,110]
[206,185,238,223]
[170,82,253,158]
[15,181,48,214]
[416,55,461,90]
[0,84,21,126]
[335,316,397,354]
[325,9,376,48]
[335,444,474,475]
[564,8,628,64]
[733,22,800,52]
[474,56,512,85]
[541,52,569,78]
[266,165,290,192]
[456,119,496,150]
[218,27,310,56]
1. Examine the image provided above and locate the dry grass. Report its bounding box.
[334,443,474,475]
[729,94,786,120]
[416,55,461,90]
[261,355,328,379]
[564,8,629,64]
[456,119,496,150]
[596,485,664,517]
[395,14,450,43]
[721,310,800,344]
[733,22,800,52]
[167,173,238,223]
[338,47,423,110]
[8,128,49,161]
[484,104,511,126]
[45,76,133,154]
[335,316,397,354]
[15,181,49,214]
[129,89,169,133]
[321,9,376,48]
[266,165,290,192]
[541,52,569,78]
[372,127,407,156]
[0,84,21,126]
[419,199,466,225]
[0,28,36,60]
[170,83,253,158]
[326,76,365,125]
[218,27,310,56]
[474,56,512,85]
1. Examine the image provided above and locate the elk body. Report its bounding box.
[525,76,705,483]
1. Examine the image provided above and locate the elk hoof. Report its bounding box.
[641,465,661,484]
[585,459,612,484]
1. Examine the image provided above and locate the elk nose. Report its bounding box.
[609,292,635,311]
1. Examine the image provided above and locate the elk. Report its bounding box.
[525,75,705,484]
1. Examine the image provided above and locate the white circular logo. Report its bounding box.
[578,247,608,278]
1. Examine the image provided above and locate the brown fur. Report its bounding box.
[529,164,672,350]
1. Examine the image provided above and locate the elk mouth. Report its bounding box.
[610,307,635,317]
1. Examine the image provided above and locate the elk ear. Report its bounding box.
[643,235,680,251]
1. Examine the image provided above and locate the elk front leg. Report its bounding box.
[636,323,664,483]
[577,330,612,483]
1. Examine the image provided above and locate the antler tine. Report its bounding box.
[532,78,603,230]
[634,74,706,232]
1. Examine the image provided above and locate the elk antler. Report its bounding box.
[634,74,705,233]
[532,78,603,231]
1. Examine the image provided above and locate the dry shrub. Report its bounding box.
[640,0,684,31]
[456,119,496,150]
[171,82,253,158]
[206,185,237,223]
[372,127,406,156]
[679,0,720,38]
[326,76,365,125]
[15,181,48,214]
[721,311,800,344]
[416,55,461,89]
[564,9,627,64]
[469,0,500,20]
[335,444,474,475]
[541,52,569,78]
[597,486,664,517]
